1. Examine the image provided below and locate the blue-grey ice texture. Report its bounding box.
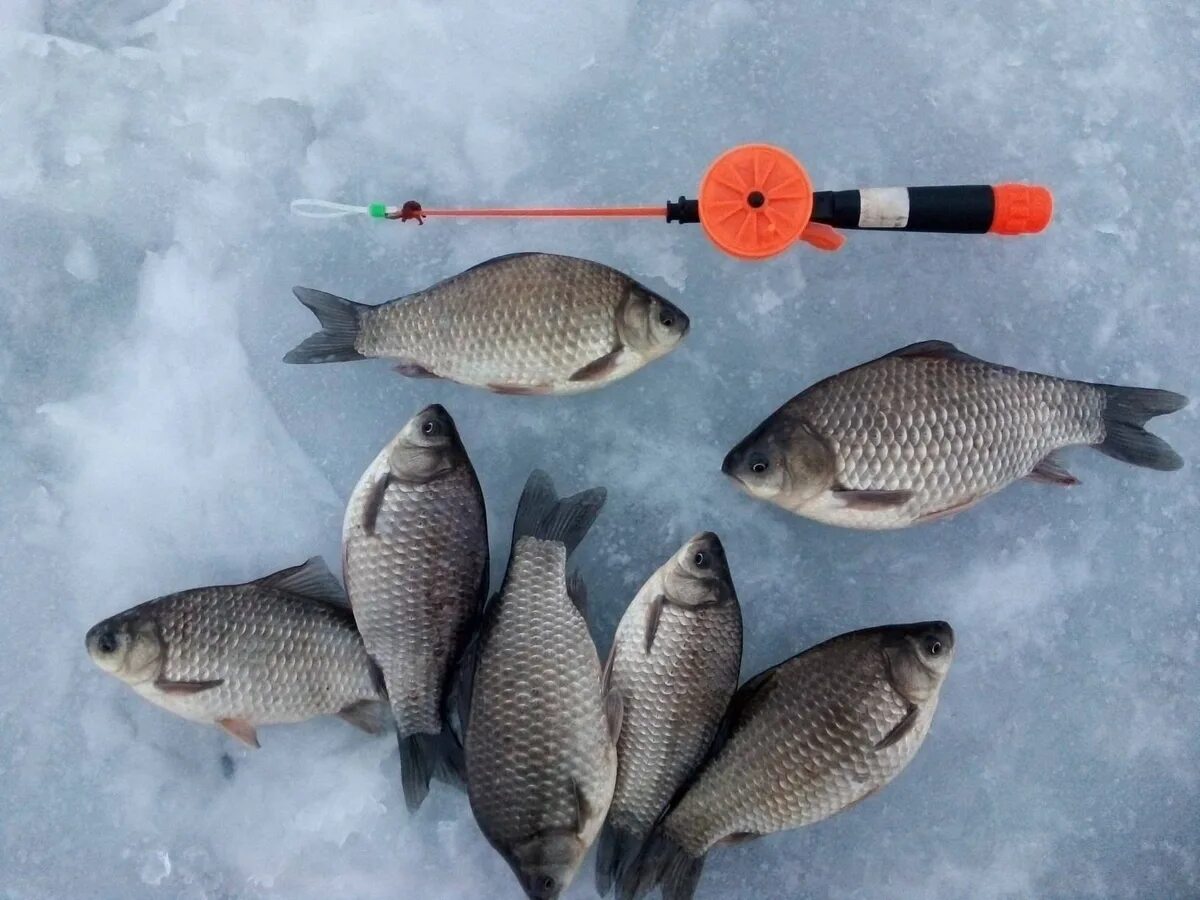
[1,1,1197,897]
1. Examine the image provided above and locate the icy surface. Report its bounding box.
[1,1,1197,897]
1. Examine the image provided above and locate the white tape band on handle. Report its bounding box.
[290,199,372,218]
[858,188,911,229]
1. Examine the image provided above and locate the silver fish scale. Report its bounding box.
[468,537,616,849]
[662,634,934,856]
[799,357,1104,513]
[607,588,741,839]
[357,255,628,387]
[343,466,487,737]
[149,586,377,723]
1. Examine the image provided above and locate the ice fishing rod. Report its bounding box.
[291,143,1053,261]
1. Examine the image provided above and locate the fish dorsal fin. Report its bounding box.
[461,252,540,275]
[404,253,543,301]
[707,666,780,758]
[879,340,1012,371]
[255,557,349,608]
[884,340,963,360]
[795,340,1001,407]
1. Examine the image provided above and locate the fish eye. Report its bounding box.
[693,551,709,568]
[925,637,943,656]
[97,631,118,654]
[659,313,675,328]
[536,874,556,893]
[422,419,441,436]
[749,455,769,474]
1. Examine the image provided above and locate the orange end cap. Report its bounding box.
[698,144,813,260]
[991,184,1054,235]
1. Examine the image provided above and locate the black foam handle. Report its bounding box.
[810,186,996,233]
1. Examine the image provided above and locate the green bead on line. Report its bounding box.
[368,203,389,218]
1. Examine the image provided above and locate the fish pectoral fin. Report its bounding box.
[915,494,983,524]
[217,717,260,749]
[644,594,665,653]
[486,382,552,395]
[605,689,624,744]
[568,346,624,382]
[716,832,760,848]
[569,778,596,835]
[392,361,440,379]
[361,473,393,535]
[1027,452,1079,486]
[255,556,349,608]
[338,699,388,735]
[154,677,223,695]
[874,703,920,751]
[567,570,589,620]
[367,655,388,700]
[832,488,914,509]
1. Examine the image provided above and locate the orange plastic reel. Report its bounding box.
[698,144,843,260]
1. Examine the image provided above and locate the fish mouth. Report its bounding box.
[676,309,692,337]
[85,622,115,659]
[688,530,726,560]
[416,402,451,421]
[720,446,741,479]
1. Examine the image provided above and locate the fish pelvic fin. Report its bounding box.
[1093,383,1187,471]
[217,717,260,749]
[283,287,368,363]
[337,699,389,735]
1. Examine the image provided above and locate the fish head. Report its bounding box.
[882,621,956,703]
[665,531,735,606]
[85,612,163,685]
[388,404,466,483]
[617,283,690,360]
[506,830,587,900]
[722,415,836,510]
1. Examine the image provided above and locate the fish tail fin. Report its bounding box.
[1093,384,1187,471]
[283,287,368,363]
[595,823,640,896]
[512,470,606,557]
[397,726,464,813]
[616,829,704,900]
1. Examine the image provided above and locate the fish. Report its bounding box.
[342,403,489,812]
[722,340,1188,529]
[618,621,955,900]
[595,532,742,896]
[465,470,619,900]
[284,252,689,395]
[84,557,386,749]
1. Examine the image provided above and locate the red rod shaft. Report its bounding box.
[419,206,665,218]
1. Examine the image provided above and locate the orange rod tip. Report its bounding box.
[991,184,1053,235]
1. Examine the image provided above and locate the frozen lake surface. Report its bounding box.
[1,1,1196,897]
